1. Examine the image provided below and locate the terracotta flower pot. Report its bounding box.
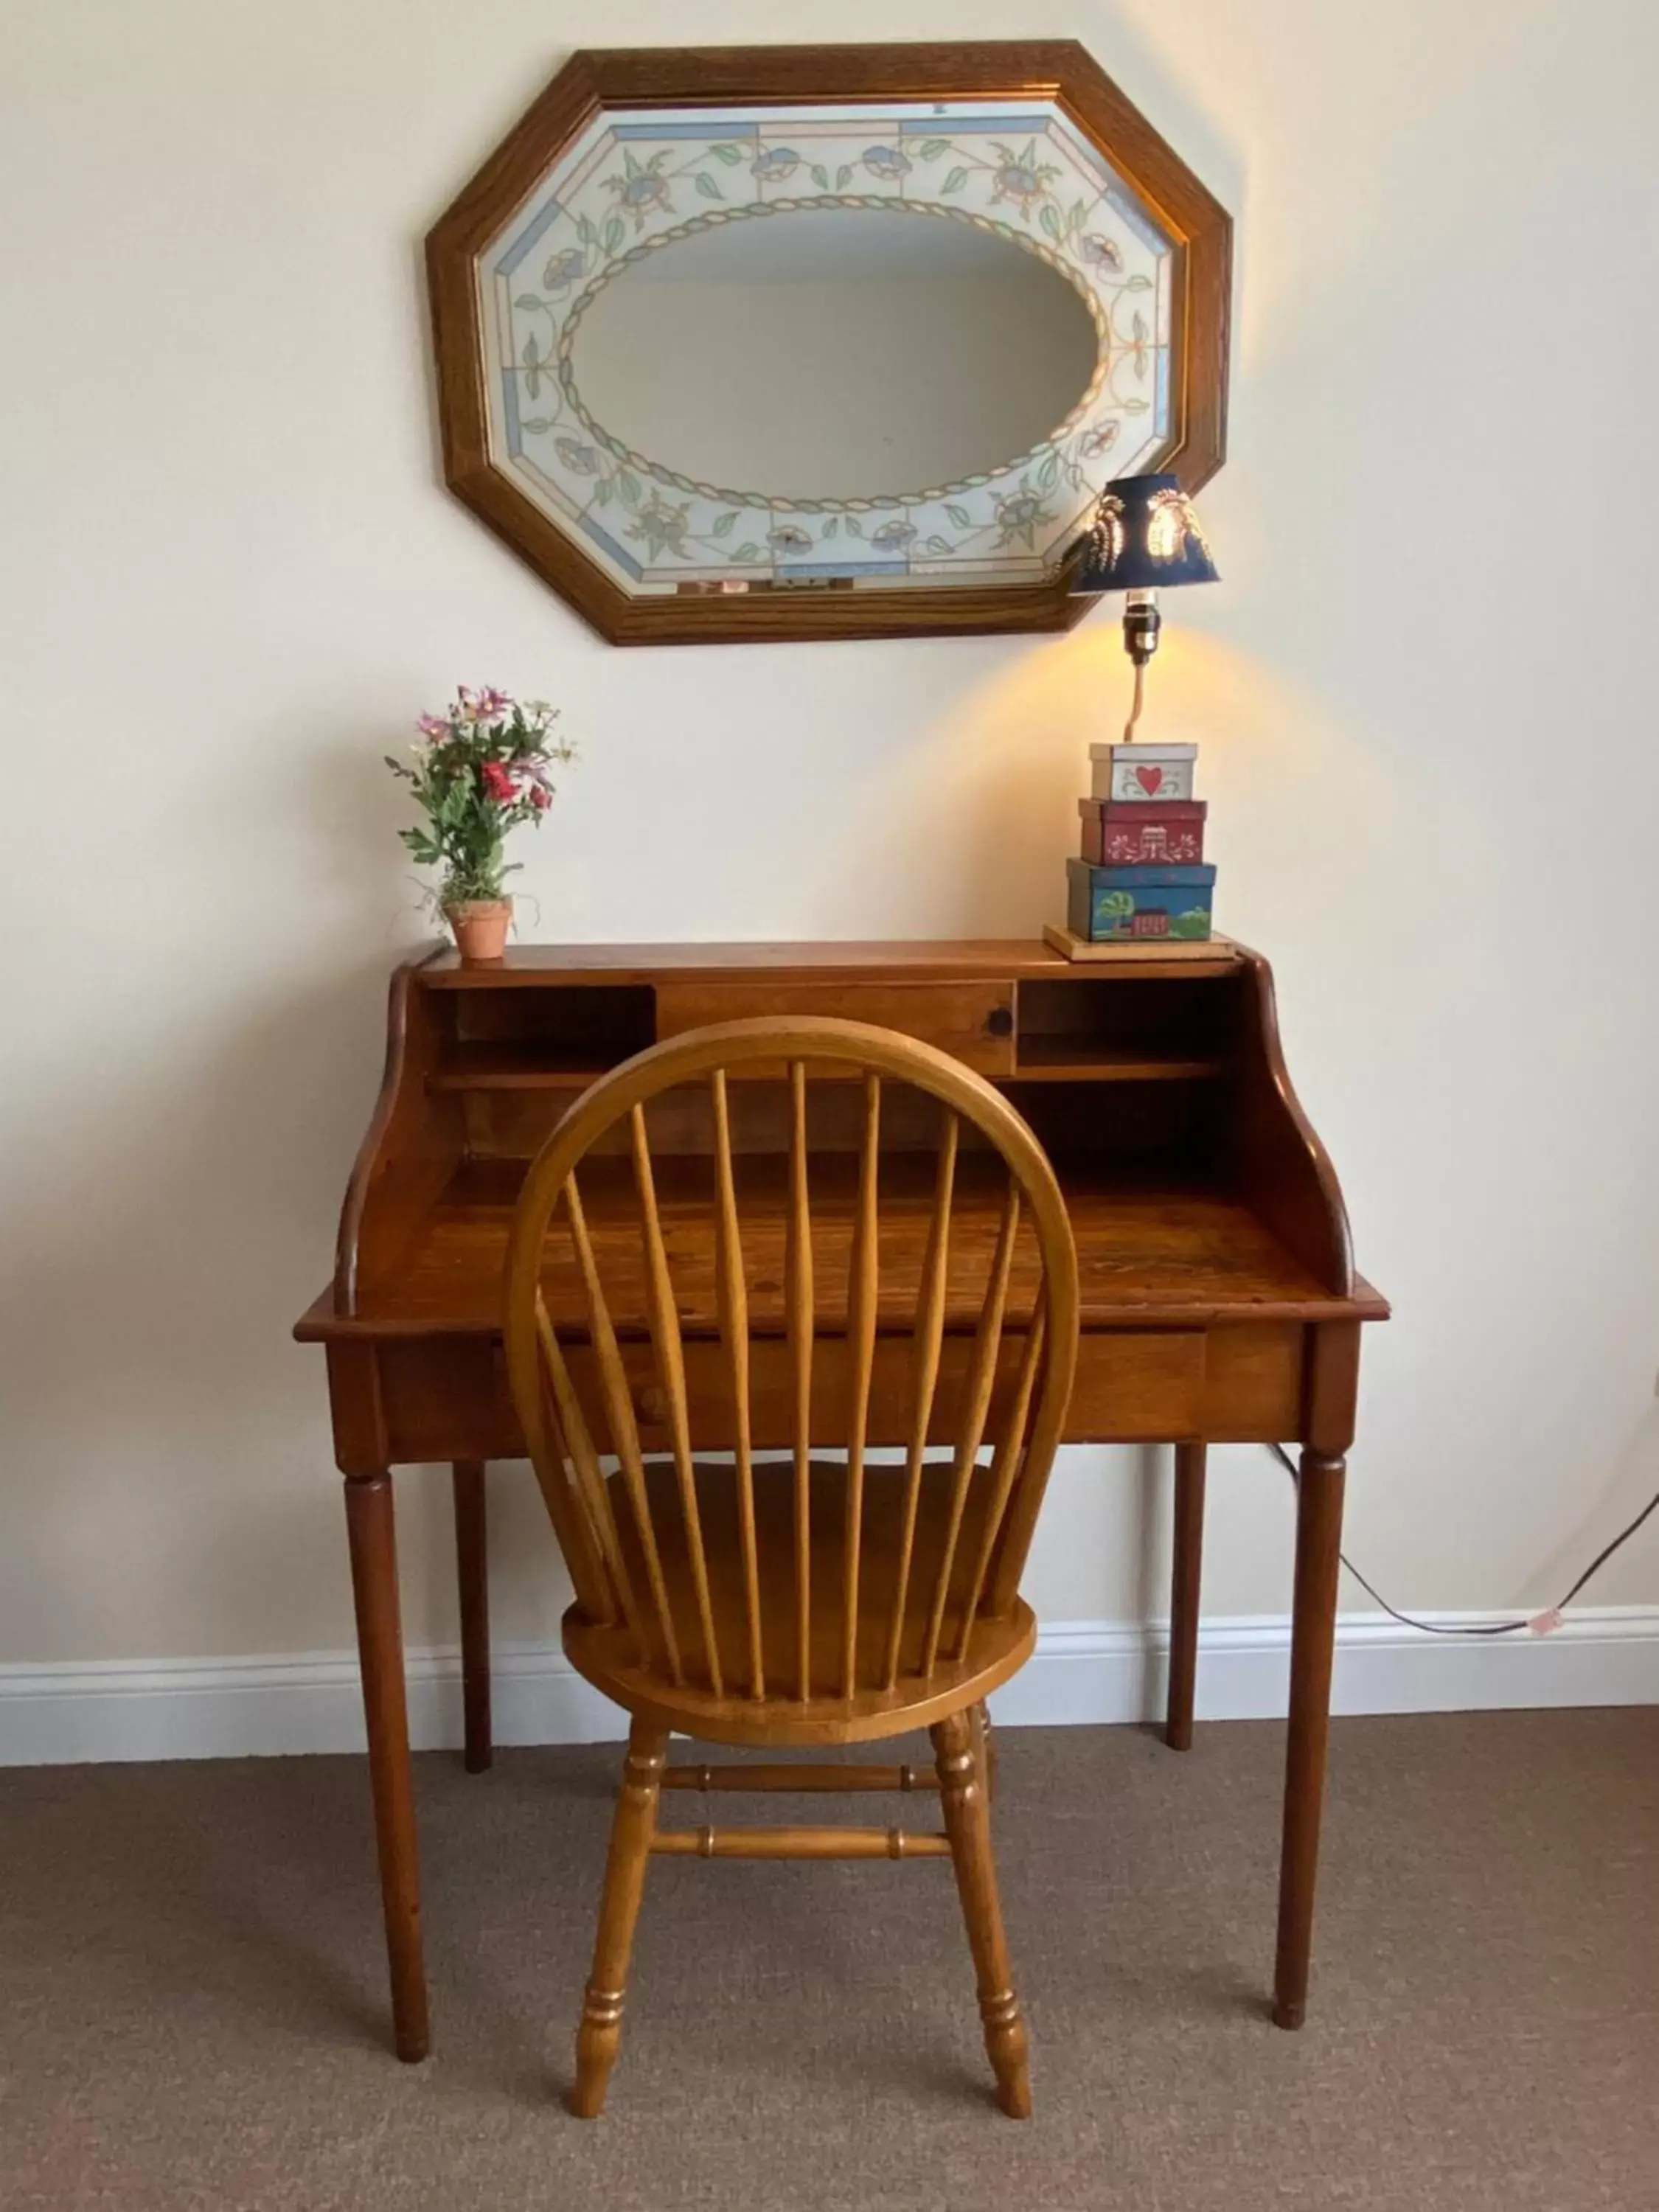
[445,898,512,963]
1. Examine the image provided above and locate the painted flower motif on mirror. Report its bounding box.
[425,45,1231,641]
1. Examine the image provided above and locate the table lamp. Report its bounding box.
[1068,472,1219,742]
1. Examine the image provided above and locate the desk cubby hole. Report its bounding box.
[1006,1075,1231,1185]
[1014,974,1241,1079]
[439,983,657,1088]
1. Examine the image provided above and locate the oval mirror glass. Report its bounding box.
[566,208,1100,503]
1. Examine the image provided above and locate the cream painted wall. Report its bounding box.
[4,0,1658,1674]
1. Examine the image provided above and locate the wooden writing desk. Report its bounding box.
[295,939,1387,2062]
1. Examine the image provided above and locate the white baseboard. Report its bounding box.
[2,1607,1655,1767]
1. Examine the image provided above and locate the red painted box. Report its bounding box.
[1078,798,1207,866]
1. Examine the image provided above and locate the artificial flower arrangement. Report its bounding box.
[386,686,575,961]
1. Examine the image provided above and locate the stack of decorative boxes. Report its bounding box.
[1065,740,1216,944]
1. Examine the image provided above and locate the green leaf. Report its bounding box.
[835,164,852,189]
[709,142,745,164]
[594,475,615,506]
[822,515,839,539]
[730,543,763,563]
[940,167,968,195]
[520,417,553,434]
[845,515,865,538]
[602,214,625,254]
[694,171,724,201]
[810,163,829,189]
[577,215,599,246]
[1035,451,1060,491]
[917,136,951,160]
[1068,199,1086,234]
[945,502,972,529]
[1039,204,1063,243]
[922,535,954,555]
[514,293,544,311]
[617,470,642,508]
[1127,273,1153,291]
[711,511,740,538]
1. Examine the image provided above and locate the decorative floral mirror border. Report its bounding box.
[428,44,1232,645]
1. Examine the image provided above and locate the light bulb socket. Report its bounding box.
[1122,589,1162,667]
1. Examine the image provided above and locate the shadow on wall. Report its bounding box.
[0,721,452,1660]
[0,953,404,1658]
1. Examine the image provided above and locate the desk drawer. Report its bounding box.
[369,1323,1298,1463]
[655,980,1016,1076]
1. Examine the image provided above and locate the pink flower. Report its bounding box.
[529,784,551,811]
[458,684,512,726]
[480,759,518,804]
[416,713,451,741]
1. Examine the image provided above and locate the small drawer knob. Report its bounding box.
[633,1383,669,1427]
[985,1004,1014,1039]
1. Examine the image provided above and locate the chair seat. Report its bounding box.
[563,1458,1036,1747]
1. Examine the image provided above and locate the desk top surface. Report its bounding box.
[296,1156,1387,1342]
[418,938,1245,987]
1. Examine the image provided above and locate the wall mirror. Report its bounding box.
[427,44,1231,646]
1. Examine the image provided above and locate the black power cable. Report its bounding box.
[1266,1442,1659,1638]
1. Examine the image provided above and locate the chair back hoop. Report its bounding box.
[504,1015,1080,1711]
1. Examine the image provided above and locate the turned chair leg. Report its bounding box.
[931,1708,1030,2118]
[971,1698,998,1805]
[571,1719,668,2118]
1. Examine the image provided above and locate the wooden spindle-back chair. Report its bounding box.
[504,1016,1079,2118]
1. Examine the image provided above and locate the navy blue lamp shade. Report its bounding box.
[1069,472,1219,594]
[1068,473,1219,742]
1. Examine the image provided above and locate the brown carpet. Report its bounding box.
[3,1711,1656,2211]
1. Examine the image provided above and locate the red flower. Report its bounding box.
[529,785,551,810]
[480,759,518,803]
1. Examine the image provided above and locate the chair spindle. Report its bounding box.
[953,1305,1046,1659]
[630,1104,723,1695]
[564,1179,684,1685]
[883,1105,959,1688]
[532,1293,636,1644]
[842,1071,881,1697]
[922,1179,1020,1677]
[786,1060,814,1700]
[710,1070,765,1697]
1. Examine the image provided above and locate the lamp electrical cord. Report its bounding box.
[1265,1441,1659,1638]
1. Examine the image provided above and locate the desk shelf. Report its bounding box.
[429,1045,615,1091]
[1010,1041,1229,1082]
[432,1041,1231,1092]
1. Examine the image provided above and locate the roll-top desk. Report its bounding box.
[295,938,1387,2062]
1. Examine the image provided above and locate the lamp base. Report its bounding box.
[1042,923,1238,966]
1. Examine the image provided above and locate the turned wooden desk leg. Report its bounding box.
[1273,1447,1346,2031]
[1166,1441,1206,1750]
[451,1459,492,1773]
[344,1471,429,2063]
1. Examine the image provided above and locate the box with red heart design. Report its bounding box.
[1089,741,1197,804]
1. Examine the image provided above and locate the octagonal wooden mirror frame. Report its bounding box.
[426,42,1231,647]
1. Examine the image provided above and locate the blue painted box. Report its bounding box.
[1065,859,1217,942]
